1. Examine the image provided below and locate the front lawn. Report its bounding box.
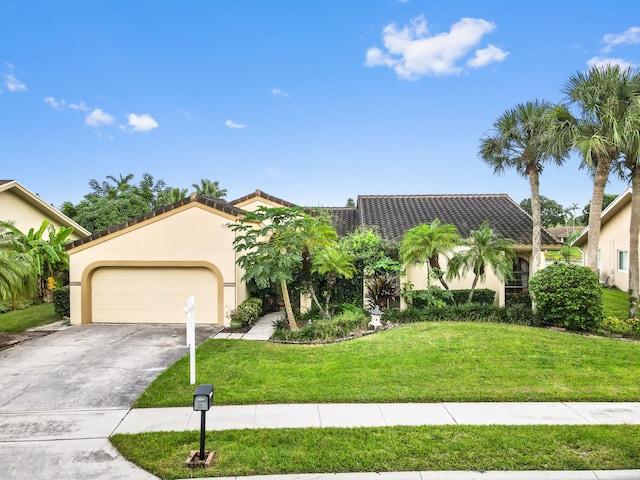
[0,303,59,333]
[602,287,628,318]
[136,322,640,407]
[111,424,640,479]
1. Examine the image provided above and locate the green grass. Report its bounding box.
[0,303,59,333]
[602,288,629,318]
[136,322,640,407]
[111,424,640,479]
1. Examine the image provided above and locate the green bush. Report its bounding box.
[505,290,532,309]
[405,288,496,307]
[229,297,263,327]
[449,289,496,305]
[383,304,540,327]
[529,263,603,332]
[52,286,70,318]
[272,310,369,342]
[600,316,640,338]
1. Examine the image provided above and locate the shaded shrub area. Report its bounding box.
[406,288,496,308]
[52,286,70,318]
[272,310,369,342]
[383,304,539,327]
[529,264,602,332]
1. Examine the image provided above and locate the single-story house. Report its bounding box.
[0,180,90,240]
[67,190,560,326]
[546,225,584,244]
[573,188,632,290]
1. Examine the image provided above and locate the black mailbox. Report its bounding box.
[193,384,214,411]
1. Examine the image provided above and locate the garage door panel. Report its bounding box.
[92,267,217,324]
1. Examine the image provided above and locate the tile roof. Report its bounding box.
[230,189,297,208]
[323,207,360,237]
[355,194,559,245]
[67,193,244,249]
[0,180,13,186]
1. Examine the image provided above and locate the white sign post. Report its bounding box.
[183,296,196,385]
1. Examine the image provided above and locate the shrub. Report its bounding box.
[53,286,70,318]
[272,310,369,342]
[505,290,532,309]
[229,297,263,327]
[383,304,539,327]
[600,316,640,338]
[403,287,452,308]
[449,289,496,305]
[529,263,603,331]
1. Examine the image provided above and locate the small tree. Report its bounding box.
[529,263,602,331]
[447,221,515,304]
[312,246,356,317]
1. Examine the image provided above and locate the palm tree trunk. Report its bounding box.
[430,255,450,290]
[628,168,640,318]
[280,279,298,330]
[308,284,330,319]
[468,275,479,303]
[324,274,337,316]
[586,158,612,272]
[528,168,542,276]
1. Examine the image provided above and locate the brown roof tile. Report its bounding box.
[230,189,297,208]
[67,193,244,249]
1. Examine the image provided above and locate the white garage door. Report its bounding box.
[91,267,218,324]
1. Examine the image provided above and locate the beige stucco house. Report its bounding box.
[574,188,632,290]
[0,180,90,240]
[67,190,560,326]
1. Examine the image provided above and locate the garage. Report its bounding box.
[91,266,218,324]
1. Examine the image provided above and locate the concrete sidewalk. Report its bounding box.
[115,402,640,434]
[213,311,281,340]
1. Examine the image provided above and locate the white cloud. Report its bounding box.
[178,109,193,120]
[5,73,26,92]
[467,44,508,68]
[85,108,114,127]
[44,97,66,109]
[586,56,637,70]
[603,26,640,53]
[272,88,290,98]
[127,113,159,132]
[365,15,507,78]
[69,101,90,111]
[225,119,245,129]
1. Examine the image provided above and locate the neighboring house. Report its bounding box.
[546,225,584,244]
[67,190,560,326]
[0,180,90,240]
[573,188,632,290]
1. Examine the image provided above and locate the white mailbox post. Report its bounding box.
[184,296,196,385]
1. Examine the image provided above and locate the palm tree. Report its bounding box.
[562,65,640,272]
[156,187,189,206]
[399,220,460,290]
[480,100,569,278]
[446,221,515,304]
[312,246,356,316]
[192,179,227,200]
[0,247,36,302]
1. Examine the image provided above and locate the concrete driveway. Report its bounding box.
[0,323,220,479]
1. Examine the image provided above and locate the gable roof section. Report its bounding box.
[230,189,297,209]
[573,187,631,247]
[323,207,360,237]
[356,194,559,245]
[67,193,244,250]
[0,180,91,236]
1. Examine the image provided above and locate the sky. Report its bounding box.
[1,0,638,213]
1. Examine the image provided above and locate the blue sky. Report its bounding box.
[1,1,638,212]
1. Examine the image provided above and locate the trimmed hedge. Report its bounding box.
[383,304,539,327]
[52,286,70,318]
[408,289,496,308]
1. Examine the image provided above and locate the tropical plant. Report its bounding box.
[156,187,189,206]
[365,271,399,310]
[0,220,74,301]
[311,246,356,317]
[447,221,515,304]
[192,179,227,199]
[480,100,569,278]
[232,206,331,330]
[0,249,36,303]
[399,220,460,290]
[561,65,640,273]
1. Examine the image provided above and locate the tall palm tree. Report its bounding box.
[399,220,460,290]
[446,221,515,304]
[312,246,356,316]
[563,65,640,272]
[192,179,227,200]
[156,187,189,207]
[480,100,569,277]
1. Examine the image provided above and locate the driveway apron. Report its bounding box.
[0,323,219,480]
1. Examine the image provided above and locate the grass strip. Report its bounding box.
[136,322,640,407]
[0,303,59,333]
[602,288,629,319]
[111,424,640,479]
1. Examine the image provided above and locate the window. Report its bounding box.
[618,250,629,272]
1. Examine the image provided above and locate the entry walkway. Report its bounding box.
[212,311,282,340]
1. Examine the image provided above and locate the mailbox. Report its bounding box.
[193,384,214,411]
